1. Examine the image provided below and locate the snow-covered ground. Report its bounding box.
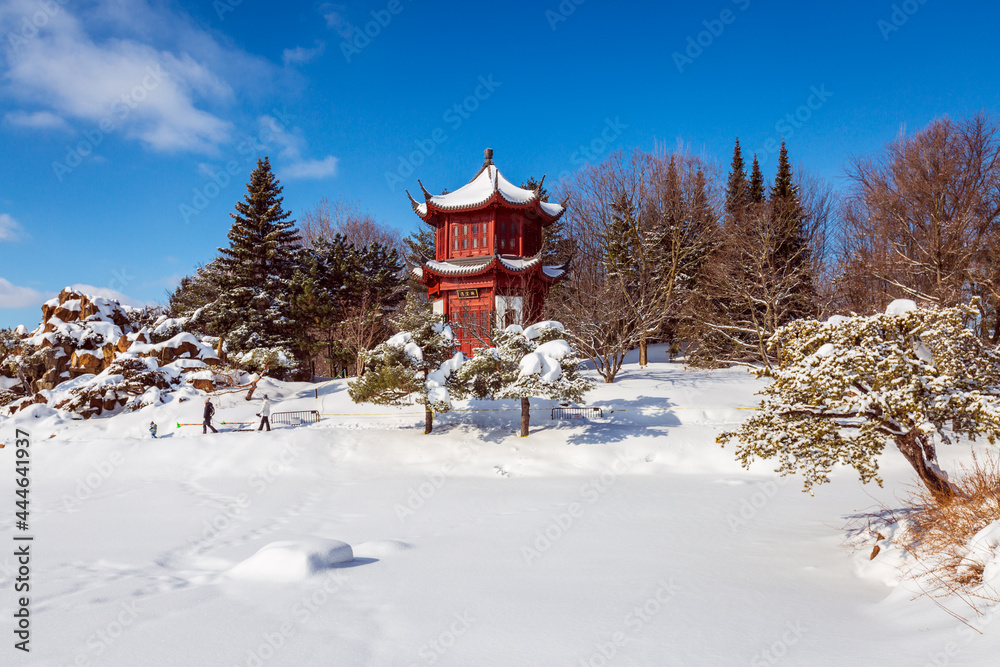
[1,345,998,666]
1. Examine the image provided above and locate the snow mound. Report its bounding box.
[353,540,413,558]
[960,521,1000,584]
[885,299,917,316]
[226,538,354,582]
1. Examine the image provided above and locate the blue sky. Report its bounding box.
[1,0,998,328]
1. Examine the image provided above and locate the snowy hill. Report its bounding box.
[0,345,998,666]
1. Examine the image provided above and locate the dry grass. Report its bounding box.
[846,452,1000,609]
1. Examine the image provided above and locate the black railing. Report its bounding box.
[271,410,321,426]
[550,407,603,420]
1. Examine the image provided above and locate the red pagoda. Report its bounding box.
[408,148,569,355]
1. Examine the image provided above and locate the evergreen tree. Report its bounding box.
[604,190,640,283]
[522,177,572,265]
[748,154,765,205]
[290,236,406,377]
[211,157,302,366]
[404,226,436,263]
[455,321,592,437]
[168,259,227,327]
[769,142,814,316]
[348,293,460,434]
[725,139,749,220]
[289,235,356,375]
[719,301,1000,504]
[403,226,436,295]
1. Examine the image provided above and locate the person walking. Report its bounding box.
[149,421,157,438]
[203,398,218,434]
[257,394,271,432]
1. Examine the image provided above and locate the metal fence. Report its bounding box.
[271,410,321,426]
[550,407,603,420]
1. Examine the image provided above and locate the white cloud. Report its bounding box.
[4,110,70,131]
[256,115,338,180]
[282,156,339,180]
[0,0,284,154]
[0,214,24,242]
[69,284,146,308]
[282,42,325,66]
[321,4,354,38]
[0,278,49,309]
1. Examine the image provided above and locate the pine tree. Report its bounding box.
[455,321,592,437]
[211,157,302,368]
[291,236,406,377]
[604,190,639,283]
[348,293,460,434]
[404,226,436,264]
[168,259,227,326]
[289,235,356,375]
[725,139,749,221]
[769,141,814,317]
[748,154,765,205]
[523,178,572,266]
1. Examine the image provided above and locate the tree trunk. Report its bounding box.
[639,339,648,367]
[424,406,433,435]
[245,377,260,401]
[520,397,530,437]
[894,430,954,504]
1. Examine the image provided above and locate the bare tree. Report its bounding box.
[836,113,1000,331]
[300,197,404,255]
[690,202,815,368]
[547,149,716,381]
[337,290,389,377]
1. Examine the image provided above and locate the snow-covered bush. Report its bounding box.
[719,300,1000,503]
[456,321,593,436]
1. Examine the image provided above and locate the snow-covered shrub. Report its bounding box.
[719,300,1000,503]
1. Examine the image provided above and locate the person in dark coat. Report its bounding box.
[257,394,271,432]
[203,398,218,434]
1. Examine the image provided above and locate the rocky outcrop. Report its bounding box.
[4,288,232,418]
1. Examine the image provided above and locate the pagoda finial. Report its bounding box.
[417,179,433,202]
[484,147,494,164]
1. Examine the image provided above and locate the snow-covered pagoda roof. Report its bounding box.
[407,148,565,224]
[412,253,570,283]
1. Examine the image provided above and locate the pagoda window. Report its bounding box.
[473,237,477,249]
[463,238,468,249]
[464,224,469,235]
